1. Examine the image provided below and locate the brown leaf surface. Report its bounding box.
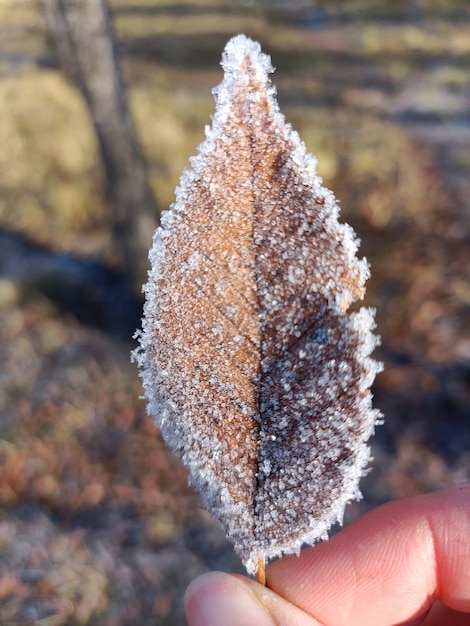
[135,35,382,574]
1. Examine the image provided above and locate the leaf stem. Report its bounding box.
[256,557,266,585]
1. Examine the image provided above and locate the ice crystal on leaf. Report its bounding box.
[134,34,383,578]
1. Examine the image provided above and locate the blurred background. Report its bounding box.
[0,0,469,624]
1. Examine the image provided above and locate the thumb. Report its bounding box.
[185,571,321,626]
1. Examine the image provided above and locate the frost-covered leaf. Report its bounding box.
[134,34,383,577]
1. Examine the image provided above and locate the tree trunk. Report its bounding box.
[41,0,157,295]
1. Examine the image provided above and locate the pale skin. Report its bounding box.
[185,484,470,626]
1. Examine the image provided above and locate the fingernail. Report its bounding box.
[185,572,276,626]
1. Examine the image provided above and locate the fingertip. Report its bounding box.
[184,572,277,626]
[185,571,322,626]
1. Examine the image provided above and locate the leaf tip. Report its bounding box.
[222,34,274,76]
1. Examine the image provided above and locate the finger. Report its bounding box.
[267,484,470,626]
[185,571,322,626]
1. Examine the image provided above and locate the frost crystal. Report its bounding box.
[134,34,383,577]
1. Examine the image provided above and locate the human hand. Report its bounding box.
[185,484,470,625]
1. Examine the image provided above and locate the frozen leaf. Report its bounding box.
[134,34,383,578]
